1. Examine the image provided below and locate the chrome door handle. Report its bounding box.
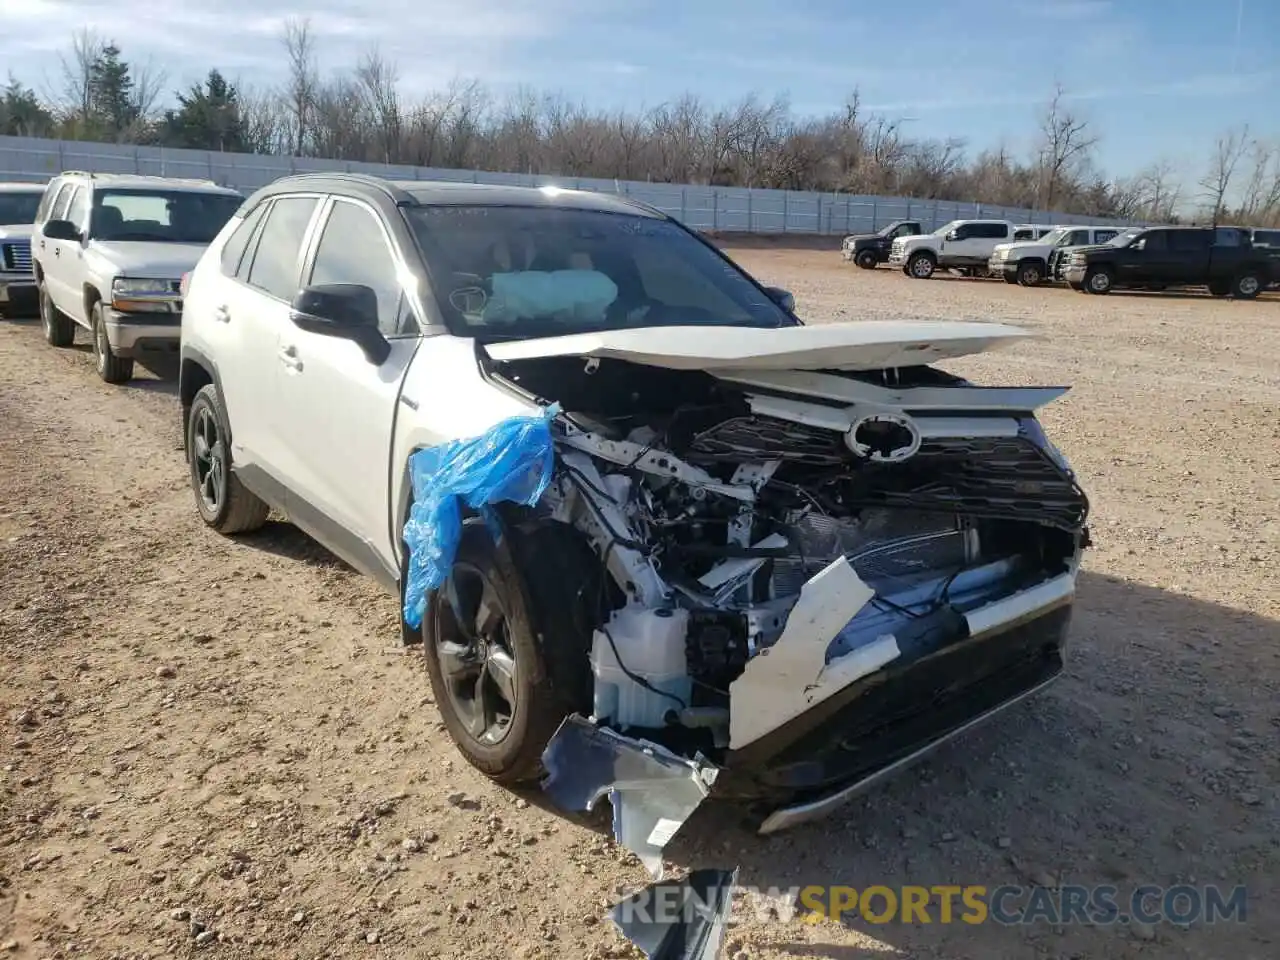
[213,305,230,323]
[278,346,303,371]
[54,248,60,257]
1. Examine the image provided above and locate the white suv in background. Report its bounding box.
[0,182,45,319]
[989,225,1124,286]
[888,220,1037,279]
[31,171,242,382]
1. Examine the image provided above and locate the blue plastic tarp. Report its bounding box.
[401,404,559,629]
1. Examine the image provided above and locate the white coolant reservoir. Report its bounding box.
[591,604,692,730]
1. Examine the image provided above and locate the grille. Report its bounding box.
[849,436,1088,532]
[686,415,846,465]
[1,240,32,273]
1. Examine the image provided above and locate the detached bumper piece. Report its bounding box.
[541,715,718,878]
[609,868,738,960]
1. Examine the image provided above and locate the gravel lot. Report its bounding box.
[2,248,1277,960]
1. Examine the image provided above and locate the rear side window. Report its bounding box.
[1094,229,1119,244]
[971,223,1010,239]
[1013,229,1034,241]
[1214,228,1244,248]
[1252,230,1280,247]
[244,196,318,301]
[1169,231,1210,253]
[220,202,268,276]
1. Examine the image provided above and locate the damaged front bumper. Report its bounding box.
[542,548,1078,864]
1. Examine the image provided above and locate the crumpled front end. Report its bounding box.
[462,339,1090,865]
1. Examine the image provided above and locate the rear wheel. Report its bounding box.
[39,282,75,347]
[855,250,878,270]
[423,521,599,783]
[1232,272,1262,300]
[186,383,270,535]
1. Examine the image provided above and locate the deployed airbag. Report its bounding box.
[482,269,619,324]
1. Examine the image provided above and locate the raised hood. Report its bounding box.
[484,320,1034,372]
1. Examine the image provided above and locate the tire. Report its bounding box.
[855,250,878,270]
[39,282,75,347]
[422,521,599,784]
[1016,261,1045,286]
[1232,272,1262,300]
[186,383,270,535]
[1084,267,1113,294]
[90,300,134,384]
[1002,272,1019,284]
[906,251,936,279]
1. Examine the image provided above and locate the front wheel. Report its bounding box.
[90,301,134,384]
[1017,261,1044,286]
[906,252,936,279]
[186,384,270,535]
[422,522,599,783]
[39,283,75,347]
[855,250,879,270]
[1232,272,1262,300]
[1084,267,1114,294]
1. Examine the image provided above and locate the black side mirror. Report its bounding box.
[289,283,390,364]
[763,286,796,313]
[43,218,81,242]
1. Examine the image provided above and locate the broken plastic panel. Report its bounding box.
[609,867,739,960]
[401,403,560,629]
[541,715,718,879]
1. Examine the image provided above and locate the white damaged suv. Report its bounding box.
[31,172,242,382]
[179,174,1089,843]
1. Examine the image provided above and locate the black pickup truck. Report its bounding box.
[842,219,924,269]
[1062,225,1280,298]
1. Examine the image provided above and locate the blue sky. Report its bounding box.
[4,0,1276,183]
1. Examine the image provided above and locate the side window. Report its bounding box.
[974,223,1010,239]
[1013,228,1034,241]
[64,187,89,230]
[1169,231,1209,253]
[308,199,414,337]
[1213,228,1243,248]
[220,202,268,277]
[1140,231,1167,252]
[36,182,63,222]
[950,224,971,240]
[49,183,75,221]
[1094,230,1118,244]
[1253,230,1280,247]
[1066,230,1088,246]
[245,196,318,301]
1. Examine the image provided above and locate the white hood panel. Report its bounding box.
[87,241,210,279]
[484,321,1034,372]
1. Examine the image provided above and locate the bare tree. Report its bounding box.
[51,28,104,132]
[355,47,402,163]
[281,17,319,155]
[1035,84,1098,210]
[1199,125,1252,225]
[1235,139,1280,225]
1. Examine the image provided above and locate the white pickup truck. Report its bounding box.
[990,225,1125,286]
[888,220,1047,279]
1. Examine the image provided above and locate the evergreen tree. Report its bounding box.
[88,44,139,138]
[0,75,56,137]
[163,70,247,151]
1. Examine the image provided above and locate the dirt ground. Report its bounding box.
[1,253,1277,960]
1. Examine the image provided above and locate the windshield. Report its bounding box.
[89,189,243,243]
[932,220,961,236]
[1036,229,1066,245]
[0,191,42,225]
[1108,229,1143,248]
[405,205,797,339]
[877,220,904,237]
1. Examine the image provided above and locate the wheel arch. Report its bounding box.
[179,347,226,455]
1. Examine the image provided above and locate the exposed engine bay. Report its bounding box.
[486,351,1089,776]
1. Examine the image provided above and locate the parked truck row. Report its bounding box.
[844,217,1280,299]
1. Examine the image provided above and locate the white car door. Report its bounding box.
[274,196,421,584]
[217,194,325,475]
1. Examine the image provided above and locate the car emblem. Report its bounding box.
[845,411,923,464]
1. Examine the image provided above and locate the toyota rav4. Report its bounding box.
[31,171,243,382]
[179,173,1089,845]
